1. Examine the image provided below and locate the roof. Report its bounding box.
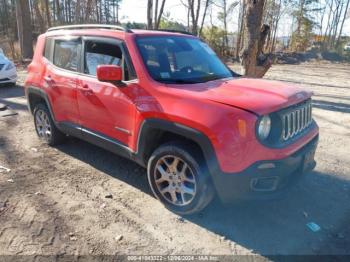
[45,24,196,38]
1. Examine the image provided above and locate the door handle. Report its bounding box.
[80,84,93,96]
[44,76,54,83]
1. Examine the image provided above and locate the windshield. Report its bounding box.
[136,36,233,84]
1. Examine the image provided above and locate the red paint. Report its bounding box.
[25,29,319,174]
[97,65,123,82]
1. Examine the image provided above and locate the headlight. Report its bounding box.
[5,62,15,71]
[257,115,271,140]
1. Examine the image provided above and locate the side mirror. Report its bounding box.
[96,65,123,84]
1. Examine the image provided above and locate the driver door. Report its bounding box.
[76,37,138,148]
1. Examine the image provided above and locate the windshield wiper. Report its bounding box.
[200,75,225,83]
[156,79,200,84]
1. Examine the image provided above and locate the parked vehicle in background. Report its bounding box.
[344,43,350,51]
[25,25,319,215]
[0,50,17,86]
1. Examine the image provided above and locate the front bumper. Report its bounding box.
[213,135,319,203]
[0,67,17,84]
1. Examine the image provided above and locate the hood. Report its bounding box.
[0,54,10,64]
[171,78,312,115]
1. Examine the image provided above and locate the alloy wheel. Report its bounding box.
[153,155,197,206]
[35,109,52,141]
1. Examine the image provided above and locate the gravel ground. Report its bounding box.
[0,62,349,259]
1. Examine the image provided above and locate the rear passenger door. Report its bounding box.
[43,37,81,124]
[76,37,138,148]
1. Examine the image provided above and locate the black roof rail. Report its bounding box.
[47,24,133,33]
[150,29,194,36]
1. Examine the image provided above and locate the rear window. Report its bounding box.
[53,40,81,72]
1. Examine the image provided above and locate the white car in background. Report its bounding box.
[0,49,17,86]
[344,43,350,51]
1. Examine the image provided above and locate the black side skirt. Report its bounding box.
[57,122,134,161]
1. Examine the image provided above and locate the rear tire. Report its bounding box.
[147,142,215,215]
[33,103,66,146]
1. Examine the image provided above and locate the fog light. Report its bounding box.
[250,177,279,192]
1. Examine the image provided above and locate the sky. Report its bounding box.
[119,0,350,37]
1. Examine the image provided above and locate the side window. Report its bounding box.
[84,41,122,76]
[44,37,53,60]
[53,40,81,71]
[84,40,136,81]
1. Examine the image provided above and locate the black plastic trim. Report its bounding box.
[81,126,133,159]
[215,135,319,202]
[255,116,317,149]
[26,86,56,121]
[56,122,82,137]
[57,122,134,160]
[135,118,221,173]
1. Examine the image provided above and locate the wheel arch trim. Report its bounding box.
[26,86,56,122]
[135,118,221,175]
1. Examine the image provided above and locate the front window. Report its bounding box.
[136,36,233,84]
[84,41,122,76]
[83,40,136,81]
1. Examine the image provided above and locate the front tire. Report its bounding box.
[147,142,215,215]
[33,103,65,146]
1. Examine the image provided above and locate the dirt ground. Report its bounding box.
[0,62,350,259]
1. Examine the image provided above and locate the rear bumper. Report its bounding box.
[212,135,319,203]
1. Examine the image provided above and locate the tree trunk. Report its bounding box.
[189,0,200,35]
[1,0,10,35]
[194,0,201,34]
[331,2,343,48]
[336,0,350,47]
[44,0,51,27]
[16,0,33,60]
[240,0,272,78]
[75,0,81,23]
[116,0,120,24]
[187,3,190,30]
[52,0,56,22]
[55,0,61,23]
[199,0,210,36]
[33,0,45,32]
[154,0,166,29]
[85,0,92,22]
[147,0,153,29]
[235,1,245,60]
[296,0,305,40]
[154,0,159,27]
[222,0,229,50]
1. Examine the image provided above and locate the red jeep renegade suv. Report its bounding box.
[25,25,319,214]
